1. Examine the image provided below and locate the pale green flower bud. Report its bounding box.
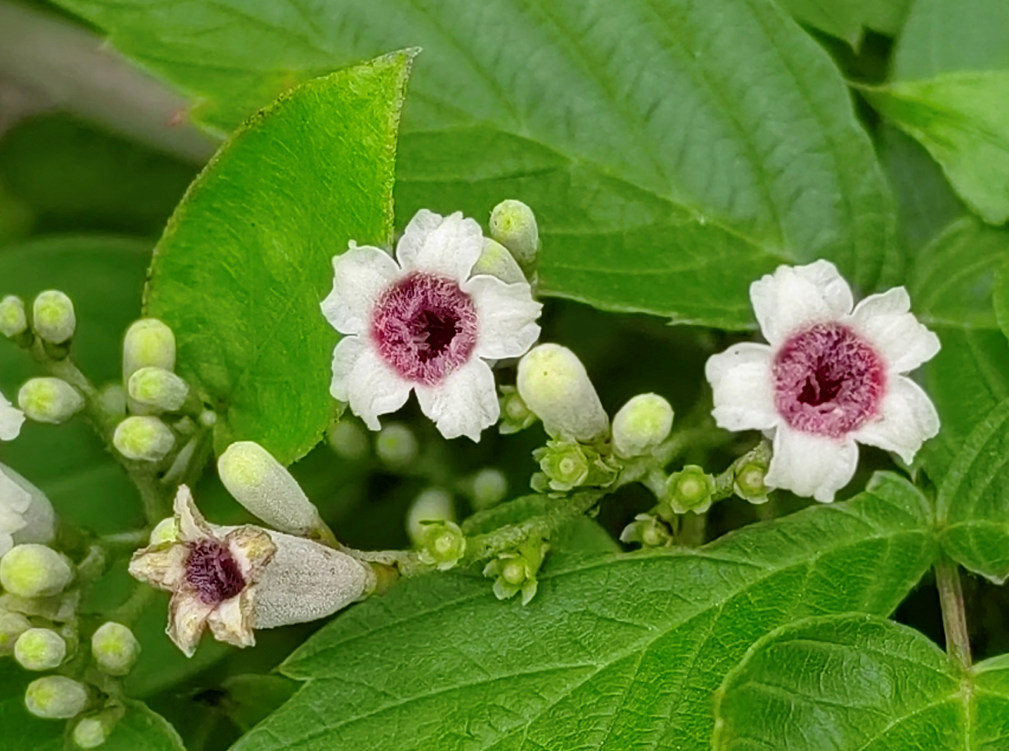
[91,621,140,676]
[417,520,466,571]
[127,367,189,412]
[218,441,330,541]
[734,460,769,505]
[490,199,539,273]
[498,386,536,435]
[468,468,508,510]
[327,420,370,461]
[14,627,67,670]
[1,463,57,555]
[664,466,715,515]
[0,295,28,338]
[375,423,418,468]
[122,319,176,380]
[73,715,112,749]
[0,543,73,597]
[149,517,178,545]
[407,488,454,544]
[32,290,76,344]
[25,675,89,719]
[471,238,526,284]
[619,513,673,548]
[18,378,84,424]
[517,344,608,441]
[0,610,32,655]
[97,384,127,419]
[612,394,674,459]
[113,416,175,462]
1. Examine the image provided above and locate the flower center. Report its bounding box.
[772,322,885,439]
[371,272,478,384]
[185,539,246,604]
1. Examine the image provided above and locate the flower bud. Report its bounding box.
[498,386,536,435]
[1,390,25,441]
[417,520,466,571]
[612,393,674,459]
[0,295,27,338]
[0,610,32,655]
[18,378,84,424]
[471,238,526,284]
[122,319,176,380]
[127,367,189,412]
[664,466,715,515]
[32,290,75,344]
[406,488,454,544]
[489,199,539,273]
[0,544,73,597]
[113,416,175,462]
[218,441,331,541]
[468,468,508,510]
[73,715,112,749]
[91,621,140,676]
[1,463,56,556]
[149,517,178,545]
[0,590,79,622]
[97,384,127,419]
[619,513,674,548]
[25,676,89,719]
[14,627,67,670]
[375,423,418,468]
[533,439,619,493]
[517,344,608,441]
[327,419,370,461]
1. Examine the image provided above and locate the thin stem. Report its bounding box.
[676,512,707,547]
[934,556,971,671]
[108,583,156,626]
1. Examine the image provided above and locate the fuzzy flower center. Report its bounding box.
[772,323,885,439]
[185,539,246,604]
[371,272,478,384]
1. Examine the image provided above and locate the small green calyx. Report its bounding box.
[664,465,715,515]
[483,537,549,605]
[734,461,769,504]
[619,513,673,548]
[417,521,466,572]
[498,386,537,435]
[533,439,619,493]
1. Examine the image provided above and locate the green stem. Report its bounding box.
[934,556,971,671]
[676,512,707,547]
[108,583,156,626]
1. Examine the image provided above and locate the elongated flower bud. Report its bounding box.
[1,463,56,556]
[123,319,176,414]
[33,291,76,344]
[471,238,526,284]
[612,393,674,458]
[490,200,539,273]
[15,627,67,670]
[0,544,73,598]
[113,416,175,462]
[0,295,27,338]
[91,621,140,676]
[128,367,189,412]
[517,344,608,441]
[25,676,89,719]
[218,442,331,541]
[18,378,84,424]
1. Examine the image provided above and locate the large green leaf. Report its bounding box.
[145,51,412,464]
[712,613,1009,750]
[231,473,934,751]
[866,72,1009,225]
[53,0,898,327]
[894,0,1009,80]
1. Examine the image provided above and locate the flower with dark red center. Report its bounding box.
[705,261,940,502]
[321,209,542,440]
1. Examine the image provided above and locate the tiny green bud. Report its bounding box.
[517,344,608,441]
[489,199,539,273]
[375,423,418,468]
[18,378,84,424]
[218,441,331,541]
[0,610,32,655]
[468,468,508,510]
[25,675,89,719]
[664,465,715,515]
[540,442,590,491]
[32,290,76,344]
[619,513,673,548]
[471,238,526,284]
[483,538,548,605]
[73,716,110,749]
[611,393,674,459]
[327,419,370,461]
[91,621,141,676]
[0,295,28,338]
[417,520,466,571]
[0,544,73,597]
[113,416,175,462]
[498,386,536,435]
[407,488,455,544]
[127,367,189,412]
[14,627,67,670]
[733,445,771,505]
[149,517,178,545]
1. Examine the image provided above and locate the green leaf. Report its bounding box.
[894,0,1009,80]
[866,72,1009,225]
[937,398,1009,583]
[231,472,935,751]
[145,51,413,464]
[53,0,898,327]
[218,674,300,733]
[712,613,1009,750]
[773,0,912,46]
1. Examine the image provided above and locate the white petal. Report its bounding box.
[205,590,256,649]
[849,287,940,374]
[128,543,188,591]
[396,211,484,279]
[0,532,12,557]
[854,376,940,464]
[0,392,24,441]
[464,275,542,360]
[320,246,401,337]
[766,428,858,503]
[173,485,211,542]
[0,465,32,515]
[705,343,778,432]
[331,335,411,431]
[750,261,854,345]
[415,358,499,441]
[168,592,213,658]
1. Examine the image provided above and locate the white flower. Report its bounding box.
[0,390,24,441]
[321,209,542,441]
[705,261,940,503]
[0,464,56,558]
